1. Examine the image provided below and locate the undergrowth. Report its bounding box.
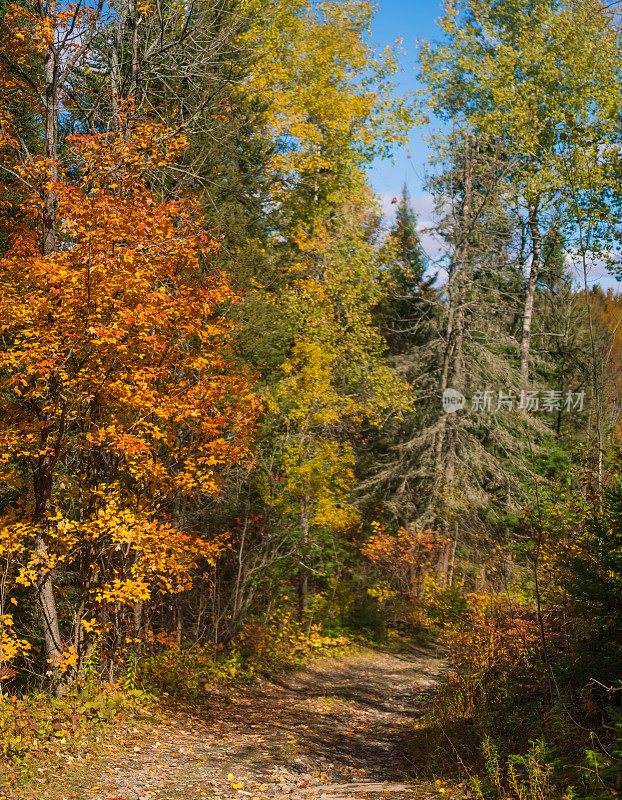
[134,617,354,701]
[0,613,357,789]
[412,590,621,800]
[0,681,150,789]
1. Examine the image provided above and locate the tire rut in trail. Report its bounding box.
[81,647,443,800]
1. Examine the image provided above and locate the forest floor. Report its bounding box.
[21,646,445,800]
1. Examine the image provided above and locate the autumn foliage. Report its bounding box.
[0,119,257,675]
[362,523,451,601]
[0,1,620,795]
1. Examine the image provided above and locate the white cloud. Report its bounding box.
[565,251,622,292]
[378,190,622,292]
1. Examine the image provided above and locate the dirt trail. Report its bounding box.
[73,646,443,800]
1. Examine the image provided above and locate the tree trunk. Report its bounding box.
[175,600,183,648]
[32,6,63,676]
[440,541,450,586]
[297,573,308,622]
[436,134,472,494]
[35,534,62,671]
[42,21,58,257]
[297,498,310,622]
[520,203,542,383]
[444,280,465,487]
[448,524,458,588]
[476,563,486,593]
[33,465,62,674]
[133,599,144,652]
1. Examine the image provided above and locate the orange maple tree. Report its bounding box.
[362,523,450,601]
[0,118,258,676]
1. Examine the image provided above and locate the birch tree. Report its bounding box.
[419,0,622,383]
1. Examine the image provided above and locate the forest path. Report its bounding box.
[69,646,442,800]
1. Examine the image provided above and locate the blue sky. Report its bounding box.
[365,0,620,289]
[367,0,445,199]
[366,0,449,272]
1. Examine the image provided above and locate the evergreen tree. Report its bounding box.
[379,184,438,357]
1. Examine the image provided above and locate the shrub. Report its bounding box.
[0,681,147,786]
[346,594,387,639]
[470,738,574,800]
[135,615,352,701]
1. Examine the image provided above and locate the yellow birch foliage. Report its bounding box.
[243,0,412,201]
